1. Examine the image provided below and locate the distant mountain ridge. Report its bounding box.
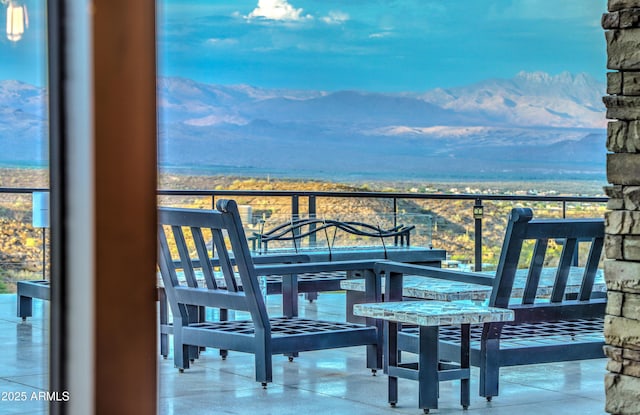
[0,72,607,181]
[156,71,606,181]
[417,71,605,128]
[158,70,605,129]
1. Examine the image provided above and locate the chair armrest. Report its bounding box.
[254,259,384,276]
[174,286,251,312]
[374,261,494,286]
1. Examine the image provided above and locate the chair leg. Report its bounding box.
[184,304,200,361]
[17,295,33,320]
[158,288,169,358]
[365,269,383,370]
[254,331,273,386]
[479,337,500,400]
[365,312,383,370]
[160,330,169,360]
[219,308,229,359]
[172,318,190,371]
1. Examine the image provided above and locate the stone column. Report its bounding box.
[603,1,640,414]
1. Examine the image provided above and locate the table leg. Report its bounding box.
[365,269,383,371]
[387,320,399,407]
[418,325,439,412]
[461,324,470,409]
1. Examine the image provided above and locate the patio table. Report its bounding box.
[252,245,445,263]
[354,300,514,412]
[341,266,605,303]
[286,246,446,322]
[255,246,445,318]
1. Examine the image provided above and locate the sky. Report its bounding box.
[0,0,608,91]
[157,0,608,92]
[0,0,46,86]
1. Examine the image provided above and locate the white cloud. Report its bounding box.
[322,11,349,25]
[369,32,392,39]
[205,38,238,47]
[185,114,247,127]
[245,0,311,22]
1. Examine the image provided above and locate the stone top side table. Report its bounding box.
[354,300,514,413]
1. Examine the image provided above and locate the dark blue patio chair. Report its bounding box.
[375,208,605,401]
[157,200,382,386]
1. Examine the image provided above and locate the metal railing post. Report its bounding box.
[393,198,398,228]
[291,195,300,241]
[473,199,483,272]
[291,195,299,219]
[309,195,317,247]
[393,198,398,246]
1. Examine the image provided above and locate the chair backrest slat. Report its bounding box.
[521,238,548,305]
[550,237,577,303]
[172,225,199,288]
[579,236,604,301]
[158,224,190,320]
[191,226,218,289]
[211,227,240,292]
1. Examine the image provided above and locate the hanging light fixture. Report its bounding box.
[4,0,28,42]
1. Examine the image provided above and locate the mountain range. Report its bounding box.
[0,71,607,181]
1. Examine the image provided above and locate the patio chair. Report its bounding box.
[157,200,382,386]
[375,208,605,400]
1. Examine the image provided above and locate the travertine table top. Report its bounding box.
[341,267,605,301]
[353,300,514,326]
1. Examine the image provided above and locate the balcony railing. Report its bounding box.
[156,188,608,271]
[0,186,608,292]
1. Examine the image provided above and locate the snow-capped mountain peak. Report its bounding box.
[418,71,605,128]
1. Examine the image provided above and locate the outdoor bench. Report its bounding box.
[157,200,383,386]
[17,279,49,320]
[371,208,605,401]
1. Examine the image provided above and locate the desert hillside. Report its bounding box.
[0,168,606,293]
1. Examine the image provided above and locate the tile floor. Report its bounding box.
[0,293,607,414]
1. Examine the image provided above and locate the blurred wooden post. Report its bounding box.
[48,0,157,414]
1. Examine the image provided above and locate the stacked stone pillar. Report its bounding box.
[603,1,640,414]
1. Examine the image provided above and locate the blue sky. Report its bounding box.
[158,0,608,92]
[0,0,607,91]
[0,0,46,86]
